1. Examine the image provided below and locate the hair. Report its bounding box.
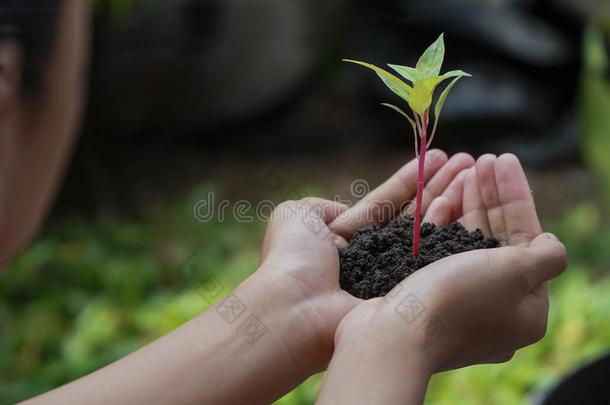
[0,0,59,94]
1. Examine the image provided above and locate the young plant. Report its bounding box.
[344,34,470,257]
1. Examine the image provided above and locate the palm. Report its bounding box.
[258,151,476,348]
[420,153,550,365]
[329,153,550,368]
[384,153,547,367]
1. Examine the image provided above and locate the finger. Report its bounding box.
[396,232,566,304]
[263,198,336,259]
[423,196,452,227]
[475,234,565,292]
[482,351,515,364]
[329,149,448,239]
[522,233,567,288]
[334,235,349,248]
[263,198,347,260]
[530,282,548,300]
[476,154,508,242]
[299,197,349,224]
[423,169,467,226]
[495,154,542,246]
[461,167,492,236]
[418,153,474,214]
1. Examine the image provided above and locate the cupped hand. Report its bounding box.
[334,154,567,373]
[253,150,475,370]
[424,153,542,246]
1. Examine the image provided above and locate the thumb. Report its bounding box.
[523,233,567,288]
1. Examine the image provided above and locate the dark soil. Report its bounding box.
[339,216,499,299]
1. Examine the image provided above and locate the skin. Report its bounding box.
[317,154,567,404]
[0,0,89,267]
[24,151,475,404]
[2,2,566,404]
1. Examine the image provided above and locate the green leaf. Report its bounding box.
[416,33,445,77]
[442,70,472,79]
[408,76,445,115]
[431,76,464,136]
[343,59,412,102]
[408,70,471,115]
[387,64,422,84]
[380,103,417,130]
[435,76,466,119]
[381,103,419,156]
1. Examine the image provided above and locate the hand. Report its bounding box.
[251,150,475,373]
[423,153,555,366]
[424,153,542,246]
[332,154,567,374]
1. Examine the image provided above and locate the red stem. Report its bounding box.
[412,110,429,257]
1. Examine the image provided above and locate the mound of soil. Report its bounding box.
[339,216,499,299]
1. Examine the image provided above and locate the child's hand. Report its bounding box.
[251,150,475,372]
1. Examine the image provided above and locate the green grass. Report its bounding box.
[1,184,610,404]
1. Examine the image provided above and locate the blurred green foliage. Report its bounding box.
[1,179,610,404]
[581,23,610,214]
[91,0,148,21]
[2,15,610,405]
[0,185,263,403]
[426,202,610,404]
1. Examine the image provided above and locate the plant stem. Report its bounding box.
[412,110,429,257]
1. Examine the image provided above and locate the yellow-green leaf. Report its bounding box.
[435,76,467,119]
[380,103,417,130]
[387,64,422,84]
[442,70,472,79]
[343,59,412,102]
[408,70,471,115]
[381,103,419,156]
[408,76,445,115]
[431,76,464,135]
[416,34,445,77]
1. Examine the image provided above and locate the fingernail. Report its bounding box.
[426,150,442,167]
[543,233,559,241]
[478,154,497,162]
[428,149,441,160]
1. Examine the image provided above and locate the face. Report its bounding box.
[0,0,89,267]
[0,36,21,201]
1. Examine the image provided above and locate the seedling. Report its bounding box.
[344,34,470,257]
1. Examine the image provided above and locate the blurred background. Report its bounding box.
[1,0,610,403]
